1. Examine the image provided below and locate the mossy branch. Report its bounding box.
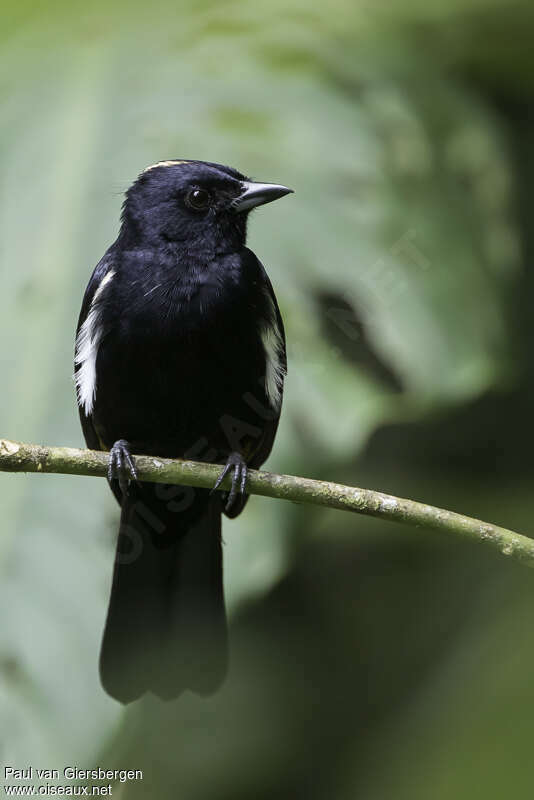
[0,437,532,567]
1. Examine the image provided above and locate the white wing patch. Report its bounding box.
[261,294,285,409]
[74,270,115,415]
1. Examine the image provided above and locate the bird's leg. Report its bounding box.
[212,451,248,515]
[108,439,138,496]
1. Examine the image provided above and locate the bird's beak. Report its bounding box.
[232,181,293,213]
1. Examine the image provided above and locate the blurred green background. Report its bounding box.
[2,0,534,796]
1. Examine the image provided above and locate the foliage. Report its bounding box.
[1,0,533,796]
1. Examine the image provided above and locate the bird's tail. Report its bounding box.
[99,484,227,704]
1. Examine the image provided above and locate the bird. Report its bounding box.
[74,159,291,704]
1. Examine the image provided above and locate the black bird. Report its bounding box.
[74,160,291,703]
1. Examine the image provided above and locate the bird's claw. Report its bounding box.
[212,452,248,515]
[108,439,138,496]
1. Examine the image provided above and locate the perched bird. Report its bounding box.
[74,160,291,703]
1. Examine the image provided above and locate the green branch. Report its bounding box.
[1,437,532,567]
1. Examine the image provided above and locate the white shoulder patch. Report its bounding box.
[74,270,115,415]
[261,294,285,410]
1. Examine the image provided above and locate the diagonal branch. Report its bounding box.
[1,437,533,567]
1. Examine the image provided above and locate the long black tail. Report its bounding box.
[99,484,227,704]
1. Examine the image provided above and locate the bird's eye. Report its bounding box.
[185,188,211,211]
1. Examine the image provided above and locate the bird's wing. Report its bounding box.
[249,260,287,471]
[221,252,287,520]
[74,251,116,453]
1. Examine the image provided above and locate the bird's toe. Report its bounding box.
[108,439,138,496]
[213,452,248,516]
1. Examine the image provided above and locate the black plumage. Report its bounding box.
[75,160,291,703]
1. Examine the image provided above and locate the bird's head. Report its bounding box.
[120,160,292,253]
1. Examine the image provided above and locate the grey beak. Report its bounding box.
[232,181,293,213]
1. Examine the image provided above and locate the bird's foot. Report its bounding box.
[108,439,138,496]
[212,451,248,515]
